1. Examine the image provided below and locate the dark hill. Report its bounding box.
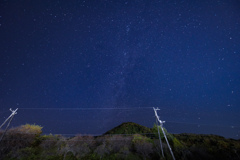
[104,122,152,135]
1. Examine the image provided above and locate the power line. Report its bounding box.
[2,107,239,140]
[14,109,240,128]
[19,107,153,110]
[0,110,11,114]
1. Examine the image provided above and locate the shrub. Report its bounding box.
[132,134,153,159]
[40,134,59,150]
[18,124,43,135]
[152,124,174,140]
[0,124,43,159]
[59,135,95,159]
[172,137,184,149]
[94,141,109,158]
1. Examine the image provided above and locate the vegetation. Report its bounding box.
[0,122,239,159]
[104,122,152,135]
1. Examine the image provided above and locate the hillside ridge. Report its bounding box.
[104,122,152,135]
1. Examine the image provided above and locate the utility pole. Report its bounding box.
[153,107,175,160]
[156,117,164,157]
[0,108,18,142]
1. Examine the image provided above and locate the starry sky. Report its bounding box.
[0,0,240,138]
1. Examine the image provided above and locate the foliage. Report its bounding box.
[40,134,65,158]
[175,133,240,160]
[63,135,94,159]
[132,134,154,159]
[152,123,174,140]
[104,122,152,135]
[17,124,43,135]
[172,137,184,149]
[93,134,133,159]
[1,122,240,160]
[0,124,43,159]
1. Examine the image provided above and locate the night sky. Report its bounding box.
[0,0,240,138]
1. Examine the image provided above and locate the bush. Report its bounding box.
[59,135,95,159]
[152,124,174,140]
[0,124,43,159]
[132,134,153,159]
[18,124,43,135]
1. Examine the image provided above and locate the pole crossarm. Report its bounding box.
[153,107,165,127]
[0,108,18,129]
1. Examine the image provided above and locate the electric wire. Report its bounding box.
[18,107,240,128]
[19,107,153,110]
[1,107,239,141]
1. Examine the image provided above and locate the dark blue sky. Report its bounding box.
[0,0,240,138]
